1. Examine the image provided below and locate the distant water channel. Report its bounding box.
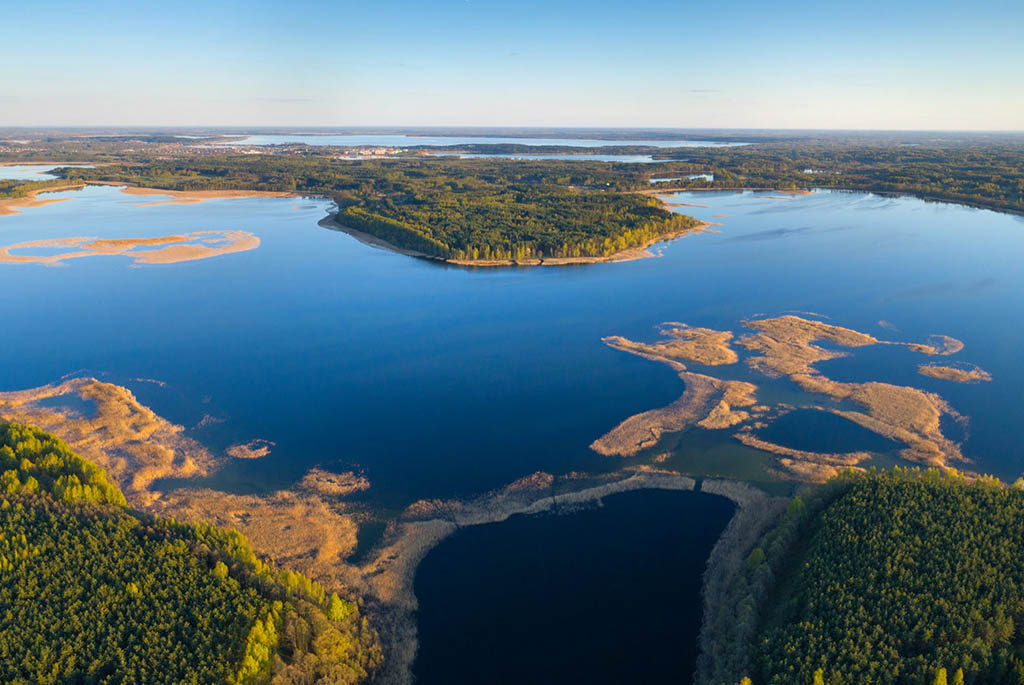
[413,489,735,684]
[0,163,93,180]
[208,133,747,148]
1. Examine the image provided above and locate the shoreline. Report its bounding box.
[322,210,715,268]
[1,374,787,685]
[0,183,85,216]
[359,469,772,685]
[118,186,296,205]
[639,186,813,196]
[0,181,303,218]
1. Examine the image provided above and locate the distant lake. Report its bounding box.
[429,152,664,162]
[208,134,747,148]
[1,186,1022,508]
[0,164,94,181]
[413,489,734,684]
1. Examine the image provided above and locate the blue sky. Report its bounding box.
[1,0,1021,129]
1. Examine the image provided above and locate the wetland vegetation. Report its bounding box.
[0,421,381,684]
[2,129,1024,683]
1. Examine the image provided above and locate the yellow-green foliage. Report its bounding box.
[0,421,381,684]
[65,158,700,261]
[0,422,125,506]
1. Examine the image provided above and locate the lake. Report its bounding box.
[429,152,666,162]
[1,186,1022,508]
[0,163,94,180]
[207,133,747,148]
[413,488,735,684]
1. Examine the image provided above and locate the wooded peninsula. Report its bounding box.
[3,130,1021,265]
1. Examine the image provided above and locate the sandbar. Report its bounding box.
[0,184,83,216]
[119,186,294,206]
[595,314,980,480]
[226,439,275,459]
[0,231,260,265]
[918,363,992,383]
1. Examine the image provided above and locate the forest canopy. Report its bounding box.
[0,421,381,684]
[703,468,1024,685]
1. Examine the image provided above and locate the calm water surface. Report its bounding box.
[1,187,1022,508]
[413,489,734,684]
[0,164,93,180]
[429,152,664,162]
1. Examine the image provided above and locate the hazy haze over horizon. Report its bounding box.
[1,0,1021,130]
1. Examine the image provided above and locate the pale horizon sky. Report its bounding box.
[1,0,1022,130]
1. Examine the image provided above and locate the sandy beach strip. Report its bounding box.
[119,186,295,206]
[0,184,84,216]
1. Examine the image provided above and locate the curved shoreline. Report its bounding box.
[360,470,775,685]
[0,183,85,216]
[321,210,715,268]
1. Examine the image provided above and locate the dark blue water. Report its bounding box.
[1,186,1022,508]
[413,489,735,684]
[755,409,901,454]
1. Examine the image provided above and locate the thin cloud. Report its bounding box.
[252,97,315,104]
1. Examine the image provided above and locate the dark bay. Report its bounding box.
[412,489,735,684]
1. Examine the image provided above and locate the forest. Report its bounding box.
[700,468,1024,685]
[0,421,382,684]
[2,132,1022,260]
[55,158,699,261]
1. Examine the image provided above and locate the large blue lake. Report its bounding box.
[1,186,1022,511]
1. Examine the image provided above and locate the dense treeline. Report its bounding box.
[0,177,81,198]
[701,468,1024,685]
[0,422,381,684]
[5,132,1022,259]
[57,158,698,261]
[656,141,1024,214]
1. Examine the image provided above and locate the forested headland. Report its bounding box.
[55,158,701,262]
[2,131,1022,262]
[700,468,1024,685]
[0,421,381,684]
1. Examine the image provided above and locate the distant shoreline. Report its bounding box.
[0,183,85,216]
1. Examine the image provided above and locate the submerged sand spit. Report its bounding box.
[226,439,275,459]
[0,231,260,265]
[595,315,980,480]
[300,468,371,497]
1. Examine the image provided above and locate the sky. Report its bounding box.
[1,0,1022,130]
